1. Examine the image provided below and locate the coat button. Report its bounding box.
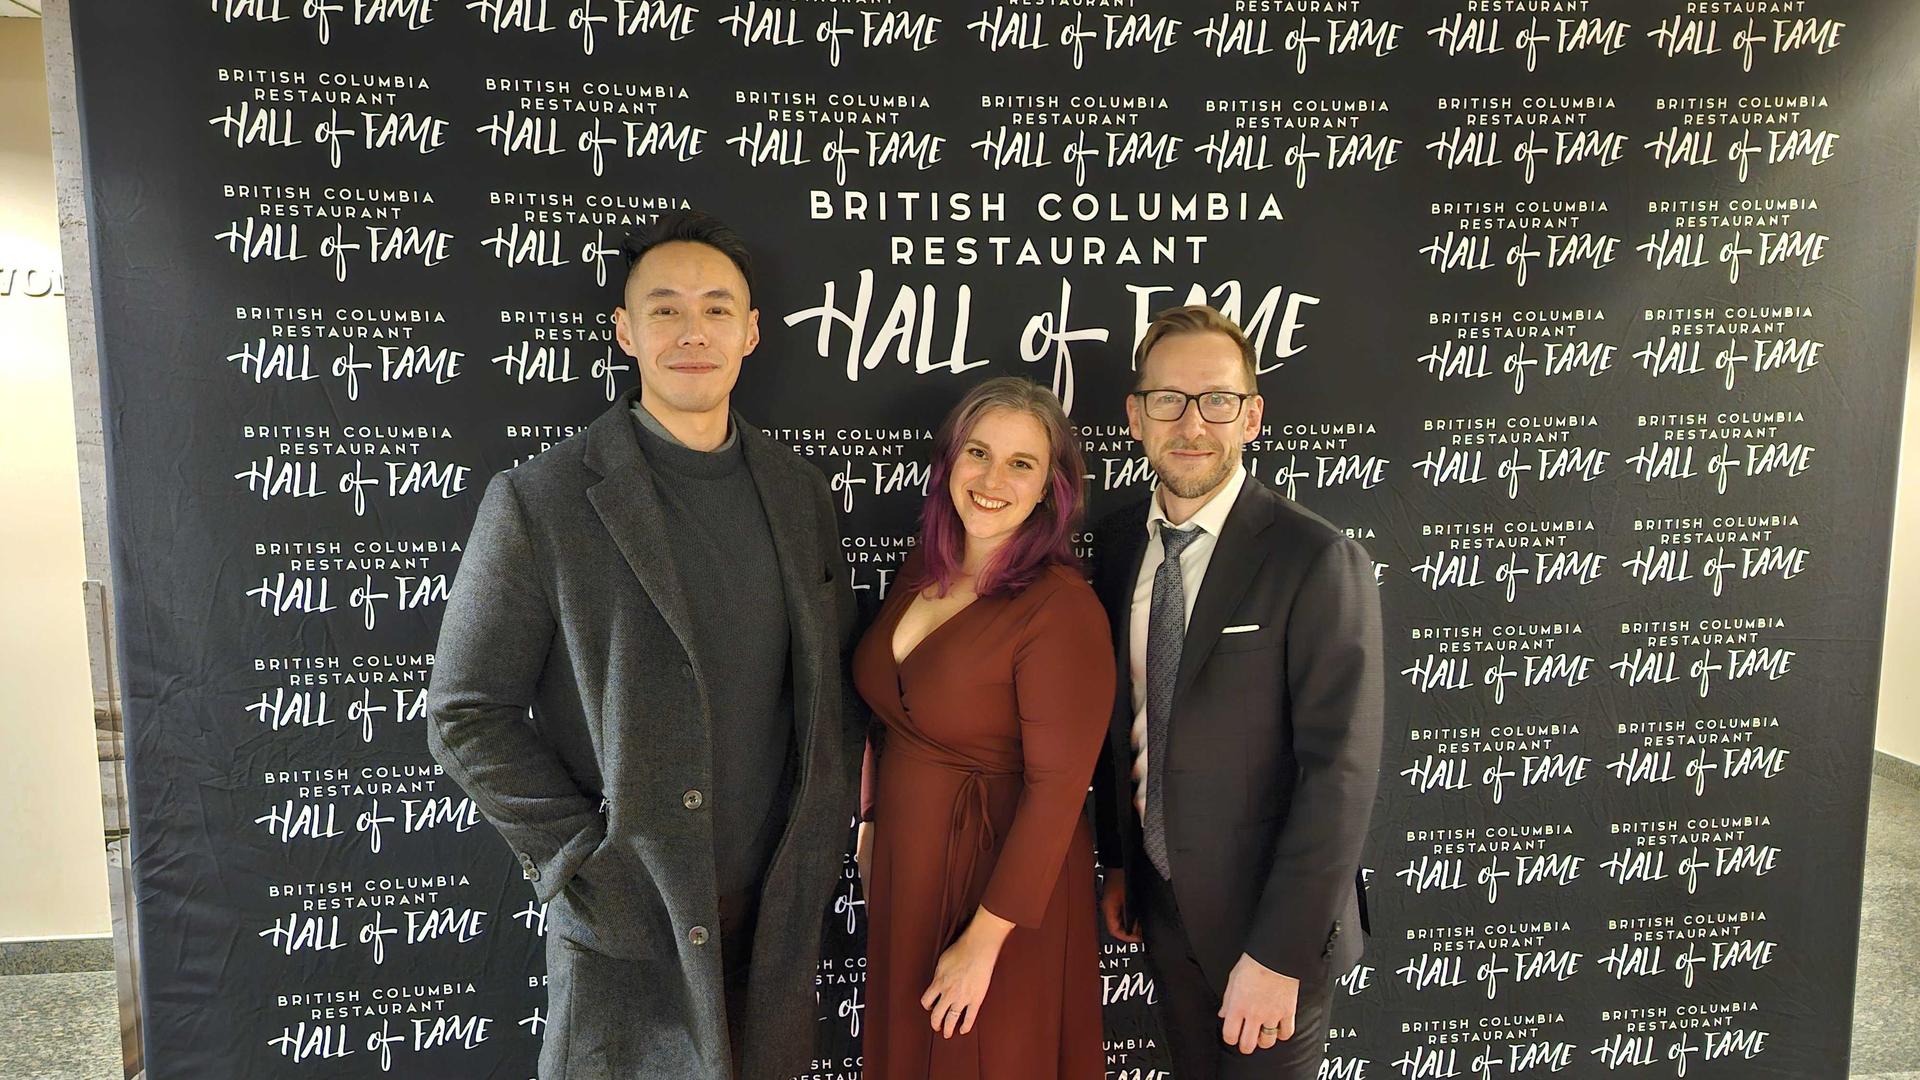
[681,663,693,678]
[683,789,704,810]
[689,926,710,946]
[519,853,539,882]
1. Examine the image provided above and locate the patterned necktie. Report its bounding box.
[1143,524,1202,880]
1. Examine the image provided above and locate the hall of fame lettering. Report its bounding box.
[251,652,436,743]
[1200,99,1400,188]
[461,0,699,52]
[1602,815,1781,896]
[228,306,462,402]
[479,79,701,181]
[765,426,931,516]
[267,1011,497,1067]
[1402,624,1594,706]
[1424,201,1618,286]
[240,557,449,626]
[968,8,1186,71]
[216,187,453,282]
[1639,198,1828,284]
[208,0,434,45]
[1393,1011,1577,1079]
[784,272,1316,417]
[1623,514,1810,597]
[1650,95,1838,182]
[254,789,483,855]
[731,91,940,184]
[212,71,444,169]
[486,193,687,286]
[1204,8,1402,73]
[974,94,1181,187]
[1244,422,1389,502]
[1636,305,1823,391]
[1414,521,1603,603]
[1646,12,1845,71]
[1609,715,1791,797]
[1416,416,1608,501]
[235,425,472,519]
[1627,412,1814,494]
[1428,11,1631,71]
[269,983,496,1070]
[1429,97,1625,185]
[1398,921,1580,1000]
[1612,617,1797,698]
[258,876,489,966]
[1424,310,1614,395]
[722,4,940,69]
[1601,909,1777,989]
[1400,720,1589,805]
[1396,823,1582,904]
[1592,1002,1771,1075]
[493,310,631,400]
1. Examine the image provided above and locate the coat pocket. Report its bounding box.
[550,844,669,961]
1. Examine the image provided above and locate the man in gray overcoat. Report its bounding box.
[426,211,863,1080]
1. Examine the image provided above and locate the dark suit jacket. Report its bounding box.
[425,388,863,1080]
[1091,475,1383,991]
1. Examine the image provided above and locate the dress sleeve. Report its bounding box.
[980,574,1118,928]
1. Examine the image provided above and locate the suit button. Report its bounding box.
[689,926,710,946]
[681,663,693,678]
[683,789,704,810]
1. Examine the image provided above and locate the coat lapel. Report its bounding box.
[738,420,825,719]
[582,390,704,676]
[1175,479,1276,699]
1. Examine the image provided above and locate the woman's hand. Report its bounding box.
[920,906,1014,1038]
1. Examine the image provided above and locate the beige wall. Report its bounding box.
[0,18,110,940]
[1878,287,1920,765]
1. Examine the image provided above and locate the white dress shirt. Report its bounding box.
[1128,463,1250,819]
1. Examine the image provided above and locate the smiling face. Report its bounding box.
[1127,329,1263,503]
[613,240,760,422]
[947,407,1053,553]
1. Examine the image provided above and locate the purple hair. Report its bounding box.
[903,377,1087,600]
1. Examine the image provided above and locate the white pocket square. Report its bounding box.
[1222,624,1262,634]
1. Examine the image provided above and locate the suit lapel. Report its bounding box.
[1175,479,1276,699]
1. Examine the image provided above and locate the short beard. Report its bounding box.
[1154,439,1235,500]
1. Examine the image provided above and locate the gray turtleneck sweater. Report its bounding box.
[631,402,794,899]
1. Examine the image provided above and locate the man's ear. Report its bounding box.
[1125,392,1144,443]
[1242,394,1265,441]
[613,307,639,359]
[743,307,761,358]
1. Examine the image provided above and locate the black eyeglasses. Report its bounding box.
[1132,389,1255,424]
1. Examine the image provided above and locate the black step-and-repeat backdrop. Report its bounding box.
[67,2,1918,1078]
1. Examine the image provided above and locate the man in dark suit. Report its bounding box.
[1092,304,1384,1079]
[426,211,862,1080]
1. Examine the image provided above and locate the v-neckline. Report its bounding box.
[889,588,983,669]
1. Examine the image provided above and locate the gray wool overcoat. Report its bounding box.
[425,387,863,1080]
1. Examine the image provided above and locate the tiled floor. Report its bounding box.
[1854,772,1920,1079]
[4,775,1917,1079]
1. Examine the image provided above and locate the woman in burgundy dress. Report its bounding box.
[853,377,1115,1080]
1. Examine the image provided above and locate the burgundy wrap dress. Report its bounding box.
[853,555,1116,1080]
